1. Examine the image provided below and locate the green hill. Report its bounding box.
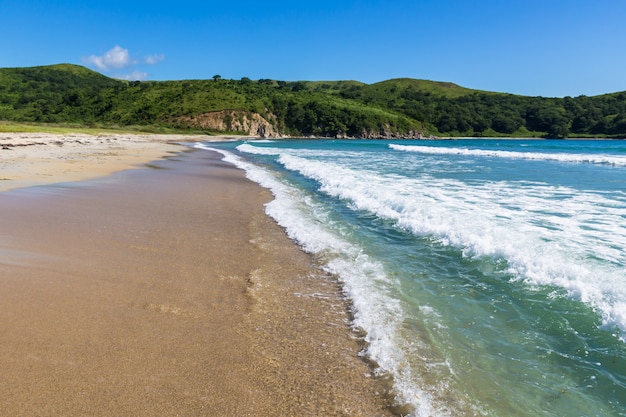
[1,64,626,138]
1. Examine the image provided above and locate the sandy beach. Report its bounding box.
[0,133,394,416]
[0,132,211,191]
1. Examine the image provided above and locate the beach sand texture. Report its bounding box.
[0,132,198,191]
[0,135,393,416]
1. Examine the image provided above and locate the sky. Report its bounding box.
[2,0,626,97]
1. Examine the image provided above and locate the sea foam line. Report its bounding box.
[237,143,626,342]
[389,144,626,166]
[196,143,445,417]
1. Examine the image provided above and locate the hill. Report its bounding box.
[1,64,626,138]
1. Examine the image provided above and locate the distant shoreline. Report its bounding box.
[0,131,254,192]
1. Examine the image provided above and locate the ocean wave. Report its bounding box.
[389,144,626,166]
[264,150,626,342]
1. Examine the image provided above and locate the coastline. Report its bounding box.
[0,132,216,191]
[0,134,394,416]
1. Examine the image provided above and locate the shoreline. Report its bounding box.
[0,132,237,192]
[0,134,395,415]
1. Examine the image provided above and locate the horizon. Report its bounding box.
[2,1,626,98]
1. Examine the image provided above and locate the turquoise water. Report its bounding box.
[199,139,626,416]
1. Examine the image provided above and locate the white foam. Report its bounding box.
[235,144,626,342]
[390,143,626,166]
[236,143,282,155]
[196,143,445,416]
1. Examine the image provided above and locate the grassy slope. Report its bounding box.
[368,78,482,98]
[1,64,626,137]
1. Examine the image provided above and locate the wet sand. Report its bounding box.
[0,145,394,415]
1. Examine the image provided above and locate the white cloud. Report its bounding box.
[84,45,131,71]
[83,46,165,81]
[145,54,165,65]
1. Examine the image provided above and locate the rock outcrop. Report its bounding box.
[173,110,280,138]
[174,111,427,139]
[359,126,425,139]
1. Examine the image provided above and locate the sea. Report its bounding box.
[197,138,626,417]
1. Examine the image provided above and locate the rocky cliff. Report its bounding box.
[173,110,428,139]
[173,110,281,138]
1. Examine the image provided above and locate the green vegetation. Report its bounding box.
[1,64,626,138]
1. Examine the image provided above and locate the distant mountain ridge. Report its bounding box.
[1,64,625,138]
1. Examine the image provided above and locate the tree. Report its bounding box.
[212,74,222,81]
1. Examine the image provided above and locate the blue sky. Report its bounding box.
[2,0,625,97]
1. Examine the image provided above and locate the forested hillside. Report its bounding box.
[1,64,626,138]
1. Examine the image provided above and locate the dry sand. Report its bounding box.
[0,134,395,416]
[0,132,216,191]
